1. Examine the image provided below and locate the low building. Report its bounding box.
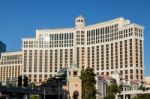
[144,76,150,90]
[95,70,150,99]
[0,51,22,84]
[96,74,116,99]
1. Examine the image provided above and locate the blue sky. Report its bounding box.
[0,0,150,75]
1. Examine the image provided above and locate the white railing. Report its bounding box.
[120,90,150,95]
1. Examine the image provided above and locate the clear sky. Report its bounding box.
[0,0,150,75]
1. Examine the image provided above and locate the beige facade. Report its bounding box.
[22,16,144,83]
[0,51,22,82]
[67,64,82,99]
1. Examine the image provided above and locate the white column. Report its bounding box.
[123,94,125,99]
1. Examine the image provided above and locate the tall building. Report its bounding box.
[0,51,22,82]
[22,16,144,84]
[0,41,6,57]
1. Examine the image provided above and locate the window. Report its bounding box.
[73,71,78,76]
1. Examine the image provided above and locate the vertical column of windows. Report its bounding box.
[49,50,53,72]
[92,46,95,68]
[96,46,99,71]
[120,41,123,68]
[76,31,80,45]
[87,31,89,45]
[96,29,100,43]
[34,74,37,82]
[29,50,32,72]
[129,28,133,36]
[124,29,128,38]
[135,28,138,37]
[39,74,42,83]
[64,33,68,47]
[76,31,84,45]
[39,50,42,72]
[76,48,79,66]
[65,49,68,67]
[8,67,10,79]
[129,39,133,67]
[81,47,85,69]
[130,69,133,79]
[54,34,56,47]
[125,70,128,79]
[24,50,27,72]
[81,31,84,45]
[106,44,109,70]
[1,67,3,80]
[135,39,139,80]
[70,49,73,65]
[140,40,143,80]
[1,67,3,81]
[124,40,128,68]
[111,43,113,69]
[45,50,48,72]
[136,69,139,80]
[69,33,74,47]
[59,34,61,47]
[60,49,63,67]
[135,39,138,67]
[92,30,95,44]
[87,47,90,67]
[101,45,104,71]
[3,67,5,81]
[102,28,104,42]
[119,31,123,39]
[12,66,18,78]
[115,42,118,69]
[105,27,110,42]
[28,74,31,82]
[54,50,58,72]
[140,40,143,68]
[34,50,37,72]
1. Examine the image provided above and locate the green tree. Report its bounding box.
[111,83,120,95]
[104,95,115,99]
[104,83,120,99]
[23,76,28,87]
[132,94,150,99]
[80,66,96,99]
[30,95,39,99]
[138,85,146,91]
[18,76,22,87]
[28,82,37,88]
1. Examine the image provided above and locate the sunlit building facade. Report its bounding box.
[22,16,144,84]
[0,51,22,82]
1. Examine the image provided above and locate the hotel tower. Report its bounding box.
[19,16,144,84]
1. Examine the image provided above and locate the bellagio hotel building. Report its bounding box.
[0,16,144,84]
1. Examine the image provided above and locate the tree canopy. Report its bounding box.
[132,94,150,99]
[80,66,96,99]
[104,83,120,99]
